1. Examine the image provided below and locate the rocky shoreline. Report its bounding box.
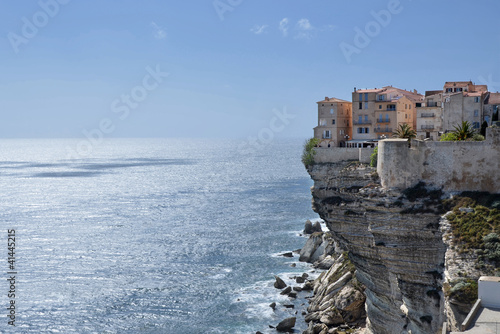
[256,220,367,334]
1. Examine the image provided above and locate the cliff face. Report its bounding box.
[308,162,447,334]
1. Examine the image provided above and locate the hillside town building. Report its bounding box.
[315,81,499,146]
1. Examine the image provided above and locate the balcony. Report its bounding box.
[353,120,372,125]
[421,125,435,130]
[386,108,396,111]
[374,127,392,133]
[426,102,439,107]
[376,119,391,123]
[420,113,435,118]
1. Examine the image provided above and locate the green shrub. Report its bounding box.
[444,194,500,265]
[370,146,378,167]
[440,132,457,141]
[302,138,320,168]
[447,279,478,304]
[472,134,485,141]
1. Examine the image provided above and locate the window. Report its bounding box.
[319,119,326,126]
[379,105,382,109]
[474,109,479,117]
[473,122,480,129]
[446,88,453,92]
[340,129,344,135]
[485,116,490,124]
[359,102,362,109]
[385,114,389,122]
[332,119,335,125]
[365,128,369,134]
[331,104,333,106]
[405,104,408,110]
[364,93,368,101]
[358,116,362,123]
[330,108,334,114]
[405,114,408,119]
[474,97,480,103]
[324,130,331,138]
[379,115,383,122]
[322,104,324,106]
[347,121,349,126]
[364,102,368,109]
[357,128,362,134]
[365,115,368,122]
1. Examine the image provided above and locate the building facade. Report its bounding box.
[313,97,352,147]
[351,86,422,146]
[442,81,487,132]
[416,91,443,140]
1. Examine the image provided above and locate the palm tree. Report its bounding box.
[393,123,416,139]
[452,121,475,141]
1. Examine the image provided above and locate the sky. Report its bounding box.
[0,0,499,139]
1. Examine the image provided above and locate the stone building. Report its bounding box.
[416,90,443,140]
[313,97,352,147]
[442,81,488,132]
[483,92,500,126]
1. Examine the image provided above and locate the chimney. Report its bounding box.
[414,89,417,94]
[325,97,329,101]
[354,87,356,92]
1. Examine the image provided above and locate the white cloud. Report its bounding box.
[250,24,268,35]
[294,18,314,40]
[150,22,166,40]
[297,18,312,31]
[279,18,289,37]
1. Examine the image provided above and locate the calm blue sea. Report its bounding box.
[0,138,318,334]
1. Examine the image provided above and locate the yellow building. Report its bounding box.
[352,86,422,146]
[314,97,352,147]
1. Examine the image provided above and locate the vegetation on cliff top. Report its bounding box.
[302,137,319,168]
[443,193,500,268]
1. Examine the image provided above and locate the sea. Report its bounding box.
[0,138,320,334]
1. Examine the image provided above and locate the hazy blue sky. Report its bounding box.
[1,0,499,139]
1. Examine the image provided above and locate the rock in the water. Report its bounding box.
[274,275,287,289]
[299,232,324,263]
[256,332,263,334]
[304,220,314,234]
[276,317,296,332]
[293,286,302,292]
[280,286,292,295]
[284,304,295,308]
[288,291,297,298]
[312,221,322,233]
[296,276,305,283]
[280,252,293,258]
[302,281,313,291]
[269,302,276,310]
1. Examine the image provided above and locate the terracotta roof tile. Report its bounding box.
[486,93,500,105]
[317,97,351,104]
